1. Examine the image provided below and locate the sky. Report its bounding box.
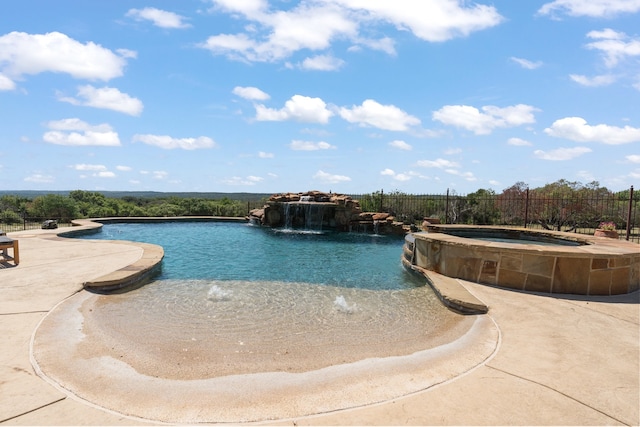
[1,0,639,195]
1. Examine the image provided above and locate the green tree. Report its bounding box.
[467,189,499,224]
[27,194,79,222]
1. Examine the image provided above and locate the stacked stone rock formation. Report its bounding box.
[248,190,409,235]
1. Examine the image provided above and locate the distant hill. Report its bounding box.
[0,190,273,201]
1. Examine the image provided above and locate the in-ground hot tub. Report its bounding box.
[404,225,640,295]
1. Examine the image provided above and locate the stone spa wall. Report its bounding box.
[407,225,640,295]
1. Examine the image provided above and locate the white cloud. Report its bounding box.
[544,117,640,145]
[140,170,169,180]
[116,165,132,171]
[380,168,395,176]
[0,73,16,90]
[389,140,412,150]
[258,151,274,158]
[538,0,640,18]
[202,2,357,62]
[569,74,616,87]
[328,0,503,42]
[24,174,54,183]
[255,95,333,123]
[585,29,640,68]
[76,166,116,179]
[71,164,107,171]
[96,171,116,178]
[415,157,475,180]
[202,0,502,64]
[210,0,268,16]
[313,169,351,183]
[43,118,120,146]
[0,31,131,82]
[300,54,345,71]
[511,57,542,69]
[380,168,423,182]
[352,37,396,55]
[445,169,477,181]
[627,154,640,163]
[132,134,218,150]
[394,173,412,181]
[126,7,191,29]
[289,140,336,150]
[58,85,143,116]
[339,99,421,131]
[534,146,592,160]
[443,147,462,155]
[232,86,270,101]
[416,158,460,169]
[507,137,533,146]
[47,118,99,131]
[432,104,538,135]
[222,175,264,185]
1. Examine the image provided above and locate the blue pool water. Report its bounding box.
[81,221,423,290]
[70,220,459,379]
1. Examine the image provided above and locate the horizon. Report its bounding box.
[1,1,639,194]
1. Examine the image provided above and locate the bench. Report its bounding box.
[0,236,19,265]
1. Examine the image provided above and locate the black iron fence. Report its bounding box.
[2,186,637,243]
[0,217,73,233]
[347,186,638,243]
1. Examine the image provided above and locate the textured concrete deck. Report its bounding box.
[0,223,638,425]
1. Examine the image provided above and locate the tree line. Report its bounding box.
[0,190,255,224]
[355,180,636,232]
[0,180,637,234]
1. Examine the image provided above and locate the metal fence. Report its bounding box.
[347,186,638,243]
[0,217,74,233]
[2,186,637,243]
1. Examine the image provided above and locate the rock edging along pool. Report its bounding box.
[404,225,640,295]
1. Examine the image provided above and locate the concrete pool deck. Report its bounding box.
[0,225,638,425]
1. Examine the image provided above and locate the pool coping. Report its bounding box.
[59,217,246,292]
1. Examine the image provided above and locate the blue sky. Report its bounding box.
[1,0,639,195]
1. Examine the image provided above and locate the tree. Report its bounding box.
[27,195,79,222]
[496,182,529,226]
[528,180,615,231]
[467,189,500,224]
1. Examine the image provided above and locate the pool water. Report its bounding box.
[84,221,424,290]
[68,221,460,380]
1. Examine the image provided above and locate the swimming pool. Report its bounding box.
[31,220,496,423]
[81,221,423,289]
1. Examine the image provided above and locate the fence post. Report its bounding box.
[524,188,529,228]
[445,188,450,224]
[626,185,634,241]
[379,189,384,212]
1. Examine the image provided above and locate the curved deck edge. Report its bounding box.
[58,219,165,292]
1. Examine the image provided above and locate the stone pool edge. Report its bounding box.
[402,233,490,315]
[57,217,244,292]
